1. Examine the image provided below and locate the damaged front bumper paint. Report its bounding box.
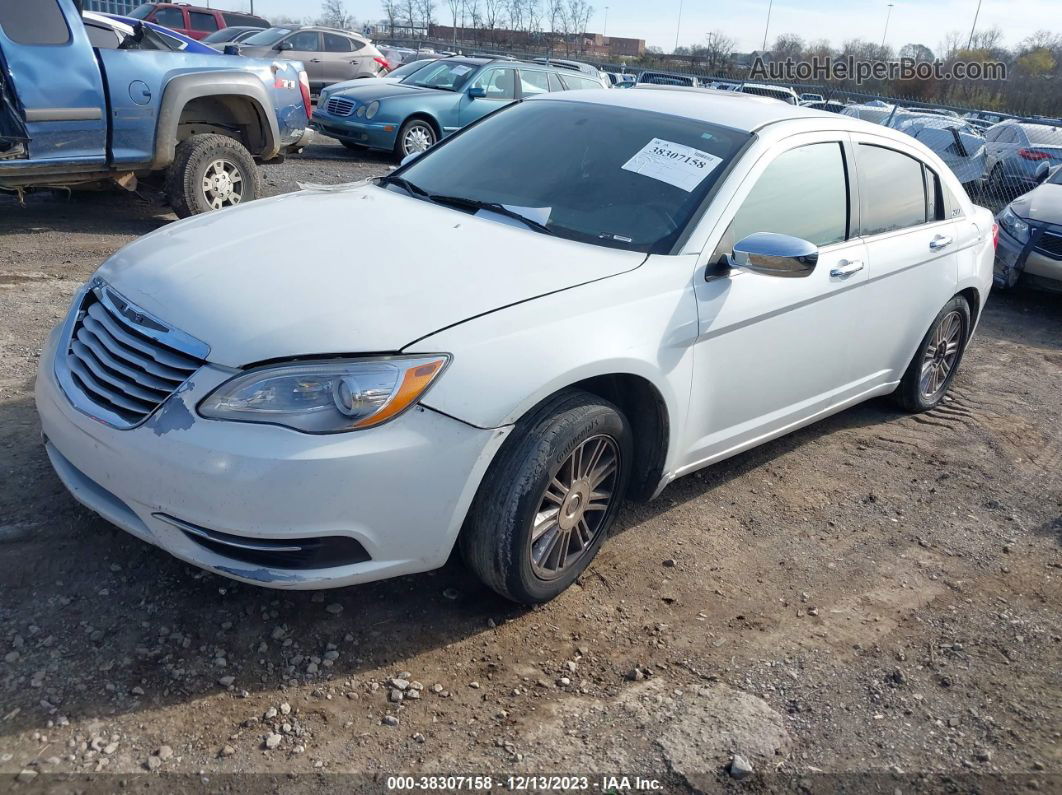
[35,322,512,589]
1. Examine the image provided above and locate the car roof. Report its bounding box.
[537,85,831,132]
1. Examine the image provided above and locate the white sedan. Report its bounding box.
[36,89,996,603]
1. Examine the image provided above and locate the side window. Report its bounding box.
[84,21,120,49]
[223,13,263,27]
[471,68,516,100]
[286,31,321,51]
[323,32,353,52]
[721,142,849,256]
[0,0,70,44]
[188,12,218,32]
[547,72,564,92]
[856,144,928,235]
[519,70,550,96]
[153,8,185,28]
[561,74,602,90]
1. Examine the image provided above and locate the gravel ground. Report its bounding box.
[0,137,1059,793]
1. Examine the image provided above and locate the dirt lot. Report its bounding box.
[0,138,1059,793]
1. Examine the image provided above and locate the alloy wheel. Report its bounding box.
[402,124,435,155]
[201,159,244,210]
[529,435,620,580]
[919,309,963,400]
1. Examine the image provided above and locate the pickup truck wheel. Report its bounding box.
[165,134,261,218]
[460,390,632,604]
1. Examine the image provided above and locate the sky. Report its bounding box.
[200,0,1054,54]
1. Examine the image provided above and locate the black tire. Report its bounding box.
[460,390,632,604]
[893,296,972,413]
[164,133,261,218]
[393,118,437,162]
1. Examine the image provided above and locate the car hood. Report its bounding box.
[1010,183,1062,225]
[328,82,447,101]
[96,185,645,367]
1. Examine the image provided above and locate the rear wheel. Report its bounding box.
[164,133,260,218]
[460,390,632,604]
[394,118,436,161]
[893,296,971,412]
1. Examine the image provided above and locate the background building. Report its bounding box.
[84,0,141,14]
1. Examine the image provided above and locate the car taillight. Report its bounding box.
[1018,148,1050,161]
[992,222,999,249]
[374,56,390,71]
[298,70,312,121]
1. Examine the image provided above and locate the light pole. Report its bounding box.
[761,0,773,52]
[603,5,609,37]
[674,0,683,53]
[967,0,983,49]
[881,3,893,48]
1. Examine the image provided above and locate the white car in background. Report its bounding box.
[36,90,995,603]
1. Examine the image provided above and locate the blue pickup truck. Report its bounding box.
[0,0,312,216]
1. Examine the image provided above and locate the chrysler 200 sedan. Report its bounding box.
[36,90,995,604]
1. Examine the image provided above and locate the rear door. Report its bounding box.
[849,135,962,388]
[0,0,106,163]
[322,31,359,83]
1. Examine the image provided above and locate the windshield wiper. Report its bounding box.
[427,194,552,235]
[376,174,430,198]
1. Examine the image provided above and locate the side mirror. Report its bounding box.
[222,43,240,56]
[467,86,486,99]
[729,232,818,278]
[1035,161,1050,184]
[276,41,293,51]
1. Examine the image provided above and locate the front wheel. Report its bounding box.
[164,133,261,218]
[394,119,437,161]
[893,296,971,412]
[460,390,632,604]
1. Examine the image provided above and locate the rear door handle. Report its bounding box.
[830,259,864,278]
[930,234,953,250]
[309,58,322,63]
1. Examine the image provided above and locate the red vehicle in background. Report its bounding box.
[129,3,269,40]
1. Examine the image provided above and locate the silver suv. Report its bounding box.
[238,27,387,91]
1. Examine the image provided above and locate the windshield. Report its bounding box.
[1025,125,1062,146]
[241,27,292,46]
[403,60,480,90]
[394,100,750,253]
[391,59,436,79]
[129,4,154,19]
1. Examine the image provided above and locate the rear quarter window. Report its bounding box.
[0,0,71,45]
[223,13,267,28]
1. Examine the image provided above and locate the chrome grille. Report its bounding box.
[326,97,355,116]
[1035,231,1062,260]
[62,287,206,427]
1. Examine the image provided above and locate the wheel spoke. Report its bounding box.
[589,458,617,490]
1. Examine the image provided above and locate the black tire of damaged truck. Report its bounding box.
[164,133,262,218]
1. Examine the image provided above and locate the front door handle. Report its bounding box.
[930,234,953,250]
[830,259,865,278]
[309,58,322,63]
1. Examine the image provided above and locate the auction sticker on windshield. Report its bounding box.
[621,138,723,192]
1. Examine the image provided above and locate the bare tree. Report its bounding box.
[418,0,436,35]
[463,0,482,42]
[703,30,735,73]
[483,0,505,43]
[446,0,462,44]
[317,0,354,28]
[403,0,417,36]
[507,0,524,35]
[381,0,401,37]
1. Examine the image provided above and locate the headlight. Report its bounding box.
[199,355,449,433]
[365,100,380,120]
[999,207,1031,244]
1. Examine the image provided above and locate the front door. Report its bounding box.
[0,0,106,163]
[683,135,868,471]
[458,66,516,126]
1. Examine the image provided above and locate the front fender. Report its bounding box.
[404,254,701,479]
[153,71,281,168]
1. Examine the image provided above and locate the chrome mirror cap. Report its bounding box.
[730,232,819,278]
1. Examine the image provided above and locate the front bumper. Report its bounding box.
[309,113,398,151]
[994,220,1062,288]
[35,325,510,589]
